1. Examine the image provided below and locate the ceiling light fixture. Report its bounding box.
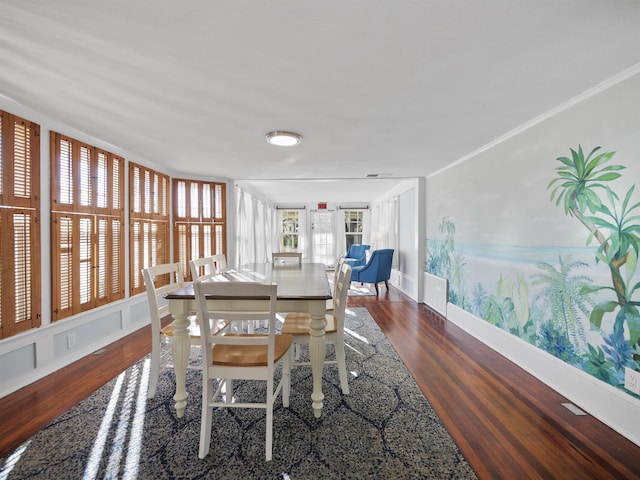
[266,130,302,146]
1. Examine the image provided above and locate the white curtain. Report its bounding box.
[371,196,399,268]
[235,186,277,265]
[362,208,371,247]
[335,210,346,258]
[298,209,308,260]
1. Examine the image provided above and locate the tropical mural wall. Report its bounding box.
[426,72,640,399]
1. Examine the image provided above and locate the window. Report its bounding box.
[0,110,41,338]
[129,162,170,295]
[50,132,124,320]
[280,210,300,251]
[344,210,364,248]
[173,179,226,281]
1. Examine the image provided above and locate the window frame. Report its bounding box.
[344,209,364,249]
[280,210,300,251]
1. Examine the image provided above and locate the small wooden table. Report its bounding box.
[164,262,332,419]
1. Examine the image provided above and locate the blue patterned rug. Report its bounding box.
[0,308,476,479]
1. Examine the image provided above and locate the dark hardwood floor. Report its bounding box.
[1,285,639,478]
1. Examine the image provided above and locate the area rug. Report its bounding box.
[0,308,477,480]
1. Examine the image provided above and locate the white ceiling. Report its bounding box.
[2,1,640,203]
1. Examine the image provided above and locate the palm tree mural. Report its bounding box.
[531,255,593,352]
[548,145,640,371]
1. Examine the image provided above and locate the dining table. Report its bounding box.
[164,262,332,419]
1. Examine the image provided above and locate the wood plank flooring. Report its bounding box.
[1,284,639,479]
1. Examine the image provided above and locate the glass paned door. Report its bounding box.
[311,210,335,267]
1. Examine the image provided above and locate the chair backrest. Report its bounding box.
[190,256,224,282]
[333,263,352,328]
[333,256,346,296]
[210,254,228,273]
[142,262,185,336]
[346,244,369,260]
[365,249,394,281]
[272,252,302,265]
[193,280,279,368]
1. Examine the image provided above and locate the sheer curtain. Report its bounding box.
[298,209,308,260]
[371,196,399,268]
[335,210,346,259]
[235,186,277,266]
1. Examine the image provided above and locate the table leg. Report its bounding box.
[308,300,327,418]
[169,300,191,418]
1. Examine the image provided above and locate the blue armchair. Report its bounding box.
[344,244,370,268]
[351,249,394,296]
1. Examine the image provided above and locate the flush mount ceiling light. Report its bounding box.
[266,131,302,146]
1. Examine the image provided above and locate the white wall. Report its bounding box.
[372,178,425,301]
[0,95,228,398]
[423,69,640,446]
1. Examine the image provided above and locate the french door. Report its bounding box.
[310,210,335,267]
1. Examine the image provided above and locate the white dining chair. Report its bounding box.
[281,262,352,395]
[142,262,229,399]
[192,279,293,461]
[326,255,346,313]
[210,253,228,273]
[190,254,227,282]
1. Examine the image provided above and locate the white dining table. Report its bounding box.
[164,262,332,419]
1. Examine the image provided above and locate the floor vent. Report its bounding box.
[562,402,587,416]
[92,348,107,355]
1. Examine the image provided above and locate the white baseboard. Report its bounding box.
[447,303,640,447]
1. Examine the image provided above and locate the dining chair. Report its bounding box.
[281,262,352,396]
[192,279,293,461]
[210,253,228,273]
[272,251,302,265]
[190,254,227,282]
[287,255,345,360]
[142,262,228,399]
[326,255,346,313]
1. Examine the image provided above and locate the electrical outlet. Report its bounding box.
[624,367,640,395]
[66,332,77,349]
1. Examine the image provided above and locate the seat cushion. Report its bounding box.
[281,313,337,336]
[211,334,293,367]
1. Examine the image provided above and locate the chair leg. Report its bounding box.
[335,340,350,395]
[385,280,389,290]
[198,378,213,459]
[374,283,379,296]
[266,379,274,461]
[283,350,291,408]
[225,378,233,403]
[147,344,161,399]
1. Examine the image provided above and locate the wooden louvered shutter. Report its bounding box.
[129,162,170,296]
[50,132,124,320]
[0,110,41,338]
[173,178,226,281]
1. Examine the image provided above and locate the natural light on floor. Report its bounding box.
[0,359,150,480]
[82,358,149,480]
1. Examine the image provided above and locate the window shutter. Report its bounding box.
[173,178,226,281]
[128,162,170,295]
[0,111,41,339]
[51,132,124,320]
